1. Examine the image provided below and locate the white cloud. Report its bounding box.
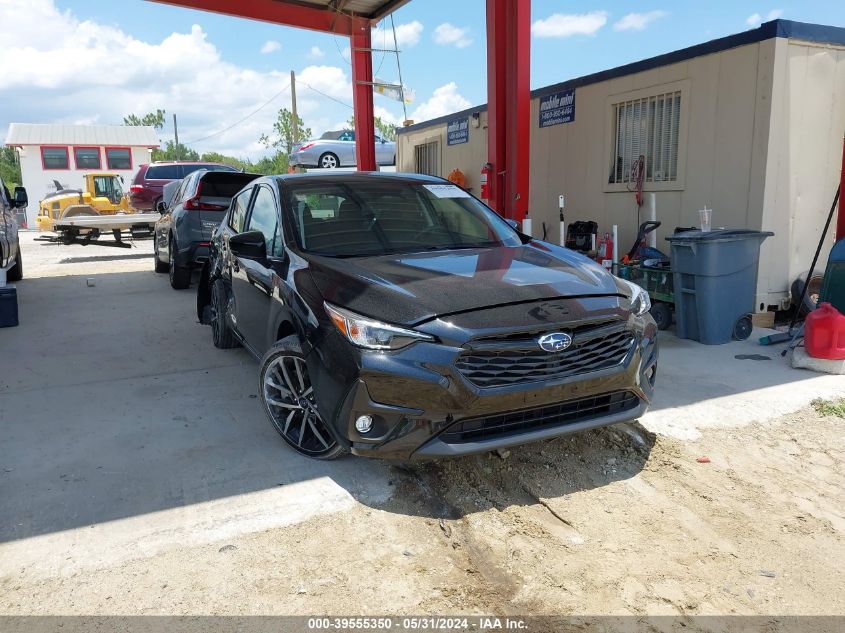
[371,20,423,49]
[433,23,472,48]
[308,45,325,59]
[0,0,359,159]
[410,82,471,123]
[260,40,280,54]
[613,11,668,32]
[746,9,784,27]
[532,11,608,38]
[296,65,352,100]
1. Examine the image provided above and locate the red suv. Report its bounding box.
[129,162,238,212]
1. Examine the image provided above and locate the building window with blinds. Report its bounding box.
[414,141,440,176]
[609,91,681,185]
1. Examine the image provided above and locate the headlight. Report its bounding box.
[619,279,652,316]
[324,302,434,350]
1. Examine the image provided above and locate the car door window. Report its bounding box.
[229,188,253,232]
[246,186,282,257]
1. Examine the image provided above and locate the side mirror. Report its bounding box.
[13,187,28,208]
[156,199,168,214]
[229,230,267,260]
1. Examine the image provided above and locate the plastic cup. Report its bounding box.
[699,207,712,232]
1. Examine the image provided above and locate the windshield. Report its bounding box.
[284,181,522,257]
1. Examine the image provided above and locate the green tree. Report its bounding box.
[260,108,311,155]
[200,152,249,170]
[152,140,199,162]
[345,115,396,141]
[0,147,22,190]
[251,151,289,176]
[123,109,166,131]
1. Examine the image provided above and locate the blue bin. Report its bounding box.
[819,238,845,314]
[667,229,773,344]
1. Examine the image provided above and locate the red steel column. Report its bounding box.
[837,134,845,241]
[351,17,376,172]
[486,0,530,220]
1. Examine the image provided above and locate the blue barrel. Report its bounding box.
[820,238,845,314]
[667,229,773,344]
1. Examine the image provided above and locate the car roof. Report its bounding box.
[269,172,447,186]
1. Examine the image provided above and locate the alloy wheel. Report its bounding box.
[320,154,338,169]
[262,355,337,456]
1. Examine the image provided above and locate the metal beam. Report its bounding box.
[146,0,353,35]
[351,17,377,171]
[485,0,530,220]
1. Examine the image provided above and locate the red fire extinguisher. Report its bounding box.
[480,162,492,200]
[596,232,614,269]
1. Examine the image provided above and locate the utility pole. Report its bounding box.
[290,70,299,145]
[173,113,180,161]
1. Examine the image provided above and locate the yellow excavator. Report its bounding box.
[36,173,132,232]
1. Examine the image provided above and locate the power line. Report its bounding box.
[183,82,291,145]
[298,81,354,110]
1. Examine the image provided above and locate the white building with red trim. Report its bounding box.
[4,123,160,227]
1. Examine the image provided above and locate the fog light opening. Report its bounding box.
[645,365,657,387]
[355,415,374,434]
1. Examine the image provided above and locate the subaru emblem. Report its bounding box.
[538,332,572,353]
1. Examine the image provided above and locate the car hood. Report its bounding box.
[307,242,624,326]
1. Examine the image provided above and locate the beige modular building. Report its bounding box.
[397,19,845,313]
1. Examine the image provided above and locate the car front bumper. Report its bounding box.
[310,317,658,460]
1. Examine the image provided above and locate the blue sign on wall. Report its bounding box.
[447,117,469,145]
[539,89,576,127]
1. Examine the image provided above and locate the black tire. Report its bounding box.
[153,238,168,273]
[210,279,239,349]
[649,301,672,330]
[259,336,348,460]
[168,236,191,289]
[791,271,823,316]
[319,152,339,169]
[733,315,753,341]
[7,245,22,282]
[112,229,122,242]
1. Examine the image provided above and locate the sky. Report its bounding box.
[1,0,843,161]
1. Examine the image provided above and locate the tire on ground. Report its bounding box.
[7,245,22,282]
[259,335,348,460]
[211,278,239,349]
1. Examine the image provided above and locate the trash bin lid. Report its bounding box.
[666,229,774,242]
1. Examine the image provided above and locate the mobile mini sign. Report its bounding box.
[447,117,469,145]
[539,89,576,127]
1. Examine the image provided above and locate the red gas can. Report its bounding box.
[804,302,845,360]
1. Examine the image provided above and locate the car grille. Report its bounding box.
[455,325,635,388]
[439,391,640,444]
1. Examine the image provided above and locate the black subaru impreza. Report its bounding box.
[197,172,658,460]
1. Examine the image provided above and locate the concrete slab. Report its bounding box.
[642,329,845,439]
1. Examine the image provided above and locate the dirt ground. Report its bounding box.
[2,233,843,620]
[4,406,843,617]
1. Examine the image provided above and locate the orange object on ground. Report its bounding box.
[804,302,845,360]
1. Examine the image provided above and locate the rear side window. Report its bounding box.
[229,188,253,233]
[145,165,180,179]
[182,164,237,178]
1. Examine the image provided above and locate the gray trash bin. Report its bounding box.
[667,229,773,344]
